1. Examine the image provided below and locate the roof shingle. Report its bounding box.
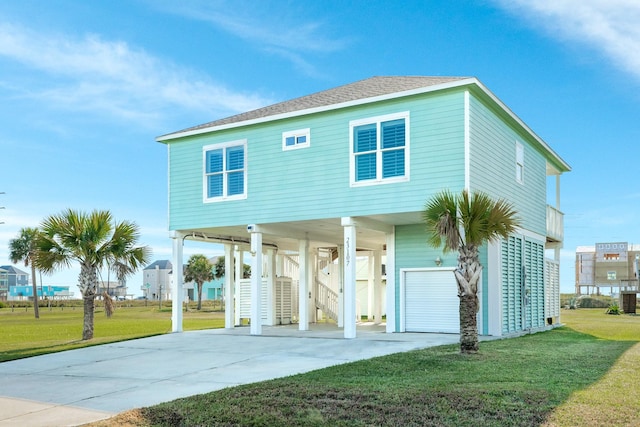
[161,76,469,138]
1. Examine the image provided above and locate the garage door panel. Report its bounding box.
[404,270,459,333]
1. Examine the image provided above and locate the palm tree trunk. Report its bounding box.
[30,264,40,319]
[83,295,95,340]
[80,263,98,340]
[456,245,481,354]
[459,293,479,353]
[197,283,203,310]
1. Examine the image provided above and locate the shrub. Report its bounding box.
[606,303,622,315]
[578,296,613,309]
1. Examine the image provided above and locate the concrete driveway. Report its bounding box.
[0,324,459,426]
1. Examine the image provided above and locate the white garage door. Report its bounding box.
[404,269,459,333]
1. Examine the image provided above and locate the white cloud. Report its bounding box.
[494,0,640,81]
[152,0,349,75]
[0,22,270,124]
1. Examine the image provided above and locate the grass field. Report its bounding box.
[84,308,640,427]
[4,306,639,425]
[0,303,224,362]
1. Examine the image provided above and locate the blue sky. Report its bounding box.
[1,0,639,295]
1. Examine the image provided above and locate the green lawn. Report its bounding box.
[5,306,639,426]
[0,303,224,362]
[91,308,640,427]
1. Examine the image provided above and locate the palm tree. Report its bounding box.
[9,227,41,319]
[34,209,150,340]
[213,255,251,280]
[184,254,214,310]
[423,190,519,354]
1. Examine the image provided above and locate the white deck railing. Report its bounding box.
[546,205,564,242]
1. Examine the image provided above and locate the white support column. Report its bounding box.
[342,218,357,339]
[373,249,382,324]
[170,231,184,333]
[224,244,235,329]
[367,252,374,321]
[310,249,318,323]
[337,244,344,328]
[249,227,263,335]
[298,238,310,331]
[276,252,284,277]
[266,249,276,326]
[234,248,242,326]
[385,229,396,333]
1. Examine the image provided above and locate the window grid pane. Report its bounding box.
[381,119,405,149]
[208,174,223,198]
[382,149,405,178]
[354,124,377,153]
[206,149,223,173]
[355,153,376,181]
[226,146,244,171]
[227,171,244,195]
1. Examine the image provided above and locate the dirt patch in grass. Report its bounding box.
[141,384,551,427]
[86,409,149,427]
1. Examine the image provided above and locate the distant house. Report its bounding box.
[98,281,128,299]
[181,256,224,302]
[0,265,72,301]
[9,285,73,300]
[0,267,8,300]
[157,76,570,338]
[0,265,29,288]
[142,260,172,300]
[575,242,640,313]
[0,265,29,301]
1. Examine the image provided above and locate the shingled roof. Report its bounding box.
[159,76,470,139]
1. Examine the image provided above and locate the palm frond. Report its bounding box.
[423,190,460,252]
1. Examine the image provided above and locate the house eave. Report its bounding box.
[156,78,479,142]
[156,77,571,174]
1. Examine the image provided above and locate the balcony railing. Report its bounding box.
[546,205,564,243]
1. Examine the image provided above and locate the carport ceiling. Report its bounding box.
[184,212,423,252]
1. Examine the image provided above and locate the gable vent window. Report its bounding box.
[350,112,410,186]
[282,128,310,151]
[203,140,247,202]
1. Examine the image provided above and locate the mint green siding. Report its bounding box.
[395,224,491,334]
[468,94,547,236]
[168,90,466,230]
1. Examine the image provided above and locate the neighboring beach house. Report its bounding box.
[141,260,172,301]
[157,76,570,338]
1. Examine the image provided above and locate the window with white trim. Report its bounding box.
[350,112,409,186]
[203,140,247,202]
[282,128,310,151]
[516,142,524,184]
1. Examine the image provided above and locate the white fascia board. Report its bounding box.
[470,80,571,174]
[156,78,479,142]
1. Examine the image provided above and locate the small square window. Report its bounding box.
[283,128,310,151]
[607,271,616,280]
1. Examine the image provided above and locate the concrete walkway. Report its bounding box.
[0,324,460,426]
